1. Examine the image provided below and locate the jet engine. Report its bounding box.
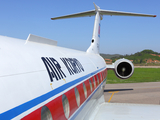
[113,58,134,79]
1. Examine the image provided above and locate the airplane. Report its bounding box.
[0,3,159,120]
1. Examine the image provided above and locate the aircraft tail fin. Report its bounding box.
[51,3,156,54]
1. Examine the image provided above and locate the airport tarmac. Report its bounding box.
[104,82,160,105]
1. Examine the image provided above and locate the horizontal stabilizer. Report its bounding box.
[51,10,95,20]
[51,9,156,20]
[99,9,156,17]
[26,34,57,46]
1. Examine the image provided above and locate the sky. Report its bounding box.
[0,0,159,55]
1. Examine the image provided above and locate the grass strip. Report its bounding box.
[106,68,160,84]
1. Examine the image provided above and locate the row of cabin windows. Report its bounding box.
[41,72,106,120]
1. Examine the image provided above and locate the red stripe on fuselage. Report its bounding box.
[22,69,107,120]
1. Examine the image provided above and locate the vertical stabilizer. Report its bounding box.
[51,3,156,54]
[87,3,102,54]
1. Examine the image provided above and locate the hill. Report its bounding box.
[100,53,121,59]
[111,49,160,65]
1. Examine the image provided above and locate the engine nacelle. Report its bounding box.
[114,58,134,79]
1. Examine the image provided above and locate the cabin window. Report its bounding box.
[102,72,104,79]
[101,73,103,81]
[93,77,96,88]
[83,83,87,98]
[100,73,102,81]
[89,79,92,92]
[62,94,70,119]
[96,75,99,84]
[75,87,80,107]
[41,106,53,120]
[104,71,106,79]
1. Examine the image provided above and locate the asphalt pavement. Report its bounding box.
[104,82,160,105]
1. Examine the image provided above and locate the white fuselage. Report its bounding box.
[0,35,107,119]
[0,2,155,119]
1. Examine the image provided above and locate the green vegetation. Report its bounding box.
[111,49,160,64]
[106,68,160,84]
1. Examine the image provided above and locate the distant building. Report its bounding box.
[130,60,133,62]
[105,59,112,64]
[146,59,153,63]
[151,54,160,57]
[146,59,160,63]
[154,60,160,63]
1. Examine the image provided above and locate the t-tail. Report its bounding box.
[51,3,156,54]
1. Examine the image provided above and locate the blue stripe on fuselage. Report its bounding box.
[0,67,106,120]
